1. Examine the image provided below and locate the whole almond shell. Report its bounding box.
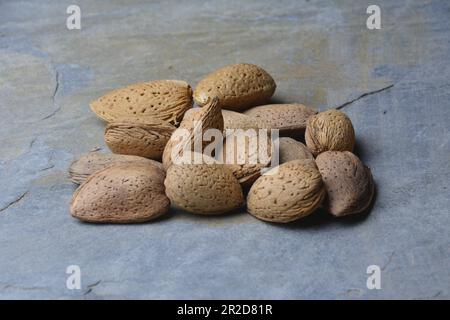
[305,109,355,156]
[69,152,164,184]
[162,97,224,169]
[247,159,326,223]
[70,163,170,223]
[278,137,314,164]
[244,104,317,136]
[105,122,175,159]
[315,151,374,217]
[164,163,244,215]
[194,64,276,111]
[90,80,193,126]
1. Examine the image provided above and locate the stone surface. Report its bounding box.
[0,0,449,299]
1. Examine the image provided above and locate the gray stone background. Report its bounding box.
[0,0,449,299]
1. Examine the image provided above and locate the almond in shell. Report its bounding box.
[90,80,193,126]
[315,151,374,217]
[305,109,355,156]
[162,97,223,169]
[70,163,169,223]
[247,159,326,223]
[69,152,164,184]
[194,64,276,111]
[164,163,244,215]
[105,122,175,159]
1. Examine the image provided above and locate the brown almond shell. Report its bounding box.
[194,64,276,111]
[164,163,244,215]
[315,151,374,217]
[305,109,355,156]
[69,152,164,185]
[247,159,326,223]
[70,163,170,223]
[104,122,175,159]
[90,80,193,126]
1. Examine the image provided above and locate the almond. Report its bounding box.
[164,163,244,215]
[70,163,169,223]
[104,122,175,159]
[244,104,317,136]
[69,152,164,184]
[247,159,326,223]
[315,151,374,217]
[90,80,193,126]
[305,109,355,156]
[162,97,223,169]
[193,64,276,111]
[278,137,314,164]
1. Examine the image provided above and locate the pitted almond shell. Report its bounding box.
[90,80,193,126]
[164,163,244,215]
[70,163,169,223]
[247,159,326,223]
[162,97,223,169]
[194,64,276,111]
[305,109,355,156]
[69,152,164,184]
[278,137,314,164]
[244,104,317,135]
[315,151,374,217]
[105,122,175,159]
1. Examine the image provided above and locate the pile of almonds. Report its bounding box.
[69,63,374,223]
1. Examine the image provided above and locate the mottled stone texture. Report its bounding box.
[0,0,449,299]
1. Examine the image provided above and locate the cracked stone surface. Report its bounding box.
[0,0,449,299]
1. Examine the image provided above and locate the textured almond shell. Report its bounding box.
[247,159,326,223]
[105,122,175,159]
[162,97,224,169]
[305,109,355,156]
[315,151,374,217]
[90,80,193,126]
[69,152,164,184]
[70,163,170,223]
[244,104,317,135]
[193,64,276,111]
[278,137,314,164]
[164,164,244,215]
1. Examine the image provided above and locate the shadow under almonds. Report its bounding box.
[170,206,248,226]
[267,96,288,105]
[352,138,368,162]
